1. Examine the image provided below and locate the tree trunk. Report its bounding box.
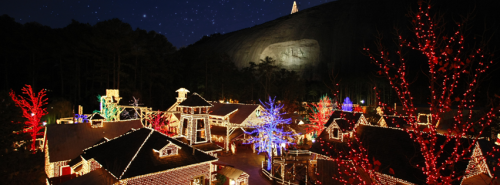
[113,55,116,89]
[117,53,121,89]
[134,55,138,89]
[32,53,35,89]
[59,58,64,96]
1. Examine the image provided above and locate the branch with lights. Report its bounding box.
[306,95,333,135]
[9,84,48,153]
[360,1,500,184]
[244,96,297,171]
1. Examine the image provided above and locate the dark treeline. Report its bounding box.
[1,15,177,113]
[2,0,499,120]
[0,15,329,116]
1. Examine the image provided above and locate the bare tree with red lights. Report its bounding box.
[306,95,333,134]
[314,2,500,184]
[361,1,500,184]
[9,85,48,153]
[148,111,175,137]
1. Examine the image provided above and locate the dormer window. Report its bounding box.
[329,126,341,140]
[154,142,182,157]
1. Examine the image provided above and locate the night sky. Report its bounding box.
[0,0,333,48]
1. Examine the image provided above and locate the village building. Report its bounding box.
[44,119,143,183]
[215,166,250,185]
[63,128,218,185]
[320,111,369,142]
[309,111,498,184]
[167,88,264,152]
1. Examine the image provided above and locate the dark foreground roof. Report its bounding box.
[46,120,143,162]
[78,128,217,180]
[178,93,212,107]
[311,125,475,184]
[60,168,118,185]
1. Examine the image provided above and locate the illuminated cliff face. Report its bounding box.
[189,0,411,79]
[260,39,320,72]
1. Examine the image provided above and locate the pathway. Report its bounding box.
[217,147,273,185]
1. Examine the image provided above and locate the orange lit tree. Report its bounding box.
[319,2,500,184]
[9,85,48,153]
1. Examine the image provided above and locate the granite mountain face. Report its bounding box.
[188,0,410,79]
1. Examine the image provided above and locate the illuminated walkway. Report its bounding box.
[217,147,272,185]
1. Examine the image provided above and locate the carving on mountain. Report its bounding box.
[259,39,320,72]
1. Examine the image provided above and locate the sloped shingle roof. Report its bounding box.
[210,102,260,124]
[79,128,218,180]
[178,93,212,107]
[46,120,143,162]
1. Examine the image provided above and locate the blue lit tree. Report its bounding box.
[244,96,296,171]
[342,97,353,112]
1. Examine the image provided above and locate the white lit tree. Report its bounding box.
[244,96,296,171]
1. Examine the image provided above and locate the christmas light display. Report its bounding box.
[306,95,333,134]
[130,96,143,119]
[94,94,119,121]
[74,114,89,123]
[244,96,296,171]
[148,111,175,137]
[341,97,353,112]
[342,1,500,184]
[9,85,48,152]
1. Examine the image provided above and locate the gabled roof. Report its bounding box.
[477,139,498,177]
[78,128,217,180]
[330,111,363,122]
[90,113,105,120]
[210,102,260,124]
[178,93,212,107]
[45,120,143,162]
[210,103,239,116]
[323,111,365,132]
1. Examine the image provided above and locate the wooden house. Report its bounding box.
[44,120,143,183]
[64,128,218,184]
[167,88,264,152]
[309,124,499,185]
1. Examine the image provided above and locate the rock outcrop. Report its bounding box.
[188,0,496,79]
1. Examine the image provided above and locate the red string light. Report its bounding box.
[9,84,48,153]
